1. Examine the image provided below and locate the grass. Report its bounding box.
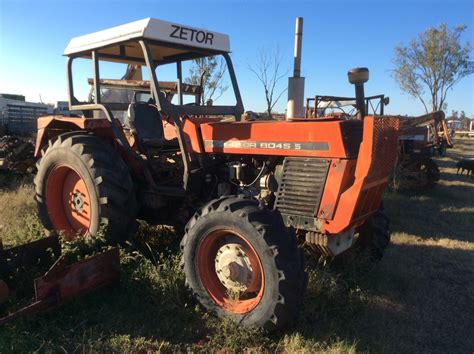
[0,139,473,352]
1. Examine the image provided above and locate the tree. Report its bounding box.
[393,24,473,113]
[249,47,288,118]
[185,56,228,106]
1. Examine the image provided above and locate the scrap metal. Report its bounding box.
[0,236,120,325]
[0,135,36,173]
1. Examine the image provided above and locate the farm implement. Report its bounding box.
[0,236,120,325]
[0,135,36,174]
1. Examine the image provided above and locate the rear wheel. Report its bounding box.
[422,158,440,187]
[35,133,136,243]
[438,141,447,156]
[181,196,306,331]
[392,155,440,190]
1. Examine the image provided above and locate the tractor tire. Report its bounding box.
[352,208,390,260]
[34,132,136,243]
[423,158,440,187]
[393,155,440,191]
[181,196,306,331]
[438,141,447,156]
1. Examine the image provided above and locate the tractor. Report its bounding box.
[34,18,399,330]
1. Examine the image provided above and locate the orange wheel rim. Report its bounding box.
[45,165,92,240]
[197,229,264,314]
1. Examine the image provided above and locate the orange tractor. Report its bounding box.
[34,19,399,330]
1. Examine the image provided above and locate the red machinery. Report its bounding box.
[31,19,399,330]
[0,236,120,324]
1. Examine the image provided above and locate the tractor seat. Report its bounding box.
[126,102,179,150]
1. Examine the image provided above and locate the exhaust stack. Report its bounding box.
[348,67,369,120]
[286,17,305,120]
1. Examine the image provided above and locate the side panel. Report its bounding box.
[323,116,400,234]
[199,119,363,159]
[181,118,222,153]
[317,159,356,220]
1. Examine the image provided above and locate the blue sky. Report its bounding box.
[0,0,473,116]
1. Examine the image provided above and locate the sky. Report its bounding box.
[0,0,473,117]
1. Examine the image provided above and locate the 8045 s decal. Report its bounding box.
[204,140,329,151]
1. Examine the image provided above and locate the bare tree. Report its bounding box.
[249,47,288,118]
[393,24,473,113]
[185,56,228,105]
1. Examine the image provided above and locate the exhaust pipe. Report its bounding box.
[348,67,369,120]
[286,17,305,120]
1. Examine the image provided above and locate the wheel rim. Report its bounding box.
[45,165,92,240]
[197,229,264,314]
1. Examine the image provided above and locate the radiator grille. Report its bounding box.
[274,157,330,217]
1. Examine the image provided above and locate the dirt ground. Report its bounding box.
[0,139,473,352]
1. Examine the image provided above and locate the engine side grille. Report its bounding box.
[368,116,400,182]
[274,157,330,217]
[352,116,400,220]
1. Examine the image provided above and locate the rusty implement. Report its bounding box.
[0,236,120,325]
[0,135,36,174]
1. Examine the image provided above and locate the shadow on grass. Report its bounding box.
[0,171,33,191]
[385,195,472,242]
[286,241,474,353]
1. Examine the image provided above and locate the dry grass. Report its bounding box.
[0,139,473,352]
[0,175,44,246]
[374,138,474,352]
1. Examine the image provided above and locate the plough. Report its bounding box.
[0,235,120,325]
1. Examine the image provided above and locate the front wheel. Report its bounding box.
[352,208,391,260]
[181,196,306,331]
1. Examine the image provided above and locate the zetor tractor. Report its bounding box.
[34,19,399,330]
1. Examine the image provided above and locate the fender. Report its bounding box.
[323,116,400,234]
[35,115,143,176]
[35,116,115,157]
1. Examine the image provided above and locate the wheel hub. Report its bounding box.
[215,243,253,292]
[72,192,84,213]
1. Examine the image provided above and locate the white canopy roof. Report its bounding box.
[64,18,230,56]
[317,100,356,109]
